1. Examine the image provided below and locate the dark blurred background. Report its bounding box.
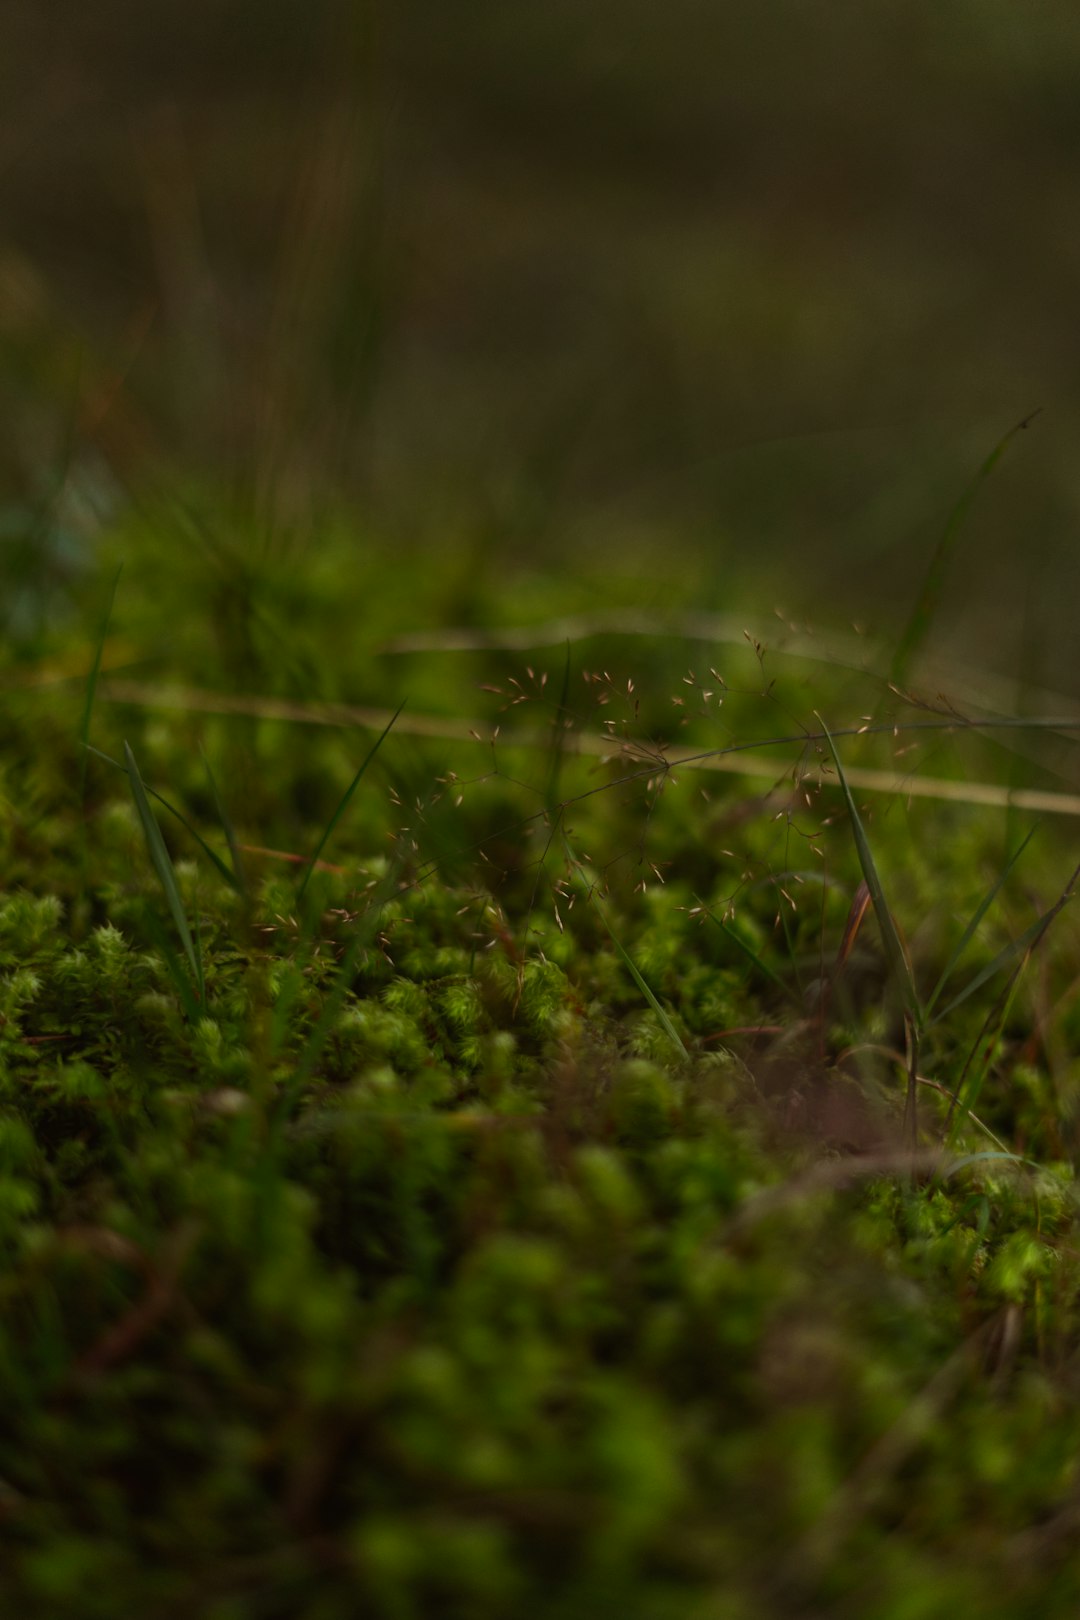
[3,0,1080,682]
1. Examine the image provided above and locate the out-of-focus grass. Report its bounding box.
[4,1,1080,684]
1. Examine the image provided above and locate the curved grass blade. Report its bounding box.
[700,902,803,1009]
[141,906,203,1024]
[601,906,688,1058]
[925,823,1039,1019]
[942,1150,1038,1178]
[891,410,1041,689]
[124,741,204,1004]
[200,744,247,899]
[946,966,1026,1146]
[566,837,687,1058]
[818,716,920,1021]
[297,699,405,904]
[85,743,240,894]
[932,897,1070,1026]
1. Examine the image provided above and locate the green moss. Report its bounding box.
[0,524,1077,1616]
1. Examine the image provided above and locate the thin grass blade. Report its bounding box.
[200,745,247,898]
[702,903,803,1009]
[566,837,687,1057]
[947,966,1027,1147]
[78,563,123,805]
[604,913,687,1058]
[925,823,1038,1017]
[891,410,1041,688]
[818,716,920,1021]
[543,639,573,818]
[297,700,404,904]
[141,906,203,1024]
[86,743,241,893]
[942,1151,1034,1178]
[124,741,204,1002]
[932,901,1068,1025]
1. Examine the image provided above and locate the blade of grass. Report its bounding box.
[925,823,1039,1018]
[78,563,123,806]
[942,1151,1036,1178]
[543,639,573,818]
[124,741,204,1005]
[86,743,241,894]
[600,907,688,1058]
[932,894,1073,1026]
[296,700,405,904]
[903,1013,921,1151]
[200,745,247,899]
[915,1076,1012,1155]
[891,410,1041,689]
[700,901,803,1010]
[817,716,920,1022]
[141,906,203,1024]
[835,880,873,974]
[565,837,687,1058]
[946,966,1028,1148]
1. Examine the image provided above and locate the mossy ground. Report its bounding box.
[0,512,1078,1618]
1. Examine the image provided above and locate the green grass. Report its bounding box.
[0,517,1079,1618]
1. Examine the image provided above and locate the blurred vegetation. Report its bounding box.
[5,2,1080,677]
